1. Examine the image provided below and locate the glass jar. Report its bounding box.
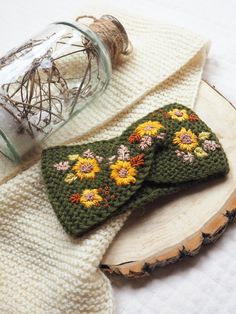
[0,15,129,161]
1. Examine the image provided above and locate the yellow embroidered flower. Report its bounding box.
[194,147,208,158]
[64,173,77,184]
[110,160,137,186]
[173,127,198,151]
[135,120,164,137]
[198,132,210,141]
[168,108,189,121]
[68,154,80,161]
[80,189,103,208]
[72,157,100,180]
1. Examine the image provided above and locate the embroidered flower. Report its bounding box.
[168,108,189,121]
[175,150,194,163]
[194,147,208,158]
[198,132,210,141]
[117,145,130,161]
[130,154,145,167]
[64,173,77,184]
[175,149,185,157]
[72,157,100,180]
[188,113,199,122]
[80,189,103,208]
[68,154,80,161]
[135,120,164,137]
[139,135,152,150]
[110,160,137,186]
[69,193,81,204]
[129,133,141,144]
[203,140,221,151]
[182,152,195,163]
[54,161,70,171]
[83,149,95,158]
[173,128,198,151]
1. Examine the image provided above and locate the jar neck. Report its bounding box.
[77,15,131,66]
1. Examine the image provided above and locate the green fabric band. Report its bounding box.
[41,104,229,237]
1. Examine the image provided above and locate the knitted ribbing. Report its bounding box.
[0,11,209,314]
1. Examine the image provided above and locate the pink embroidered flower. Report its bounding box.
[175,150,184,157]
[139,135,152,150]
[176,150,194,163]
[117,145,130,161]
[54,161,70,171]
[182,152,195,163]
[83,149,95,158]
[203,140,220,151]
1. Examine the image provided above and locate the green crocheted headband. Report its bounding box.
[41,104,229,237]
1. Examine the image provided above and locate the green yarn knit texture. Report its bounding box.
[41,104,229,237]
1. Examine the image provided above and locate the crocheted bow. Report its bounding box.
[41,104,229,237]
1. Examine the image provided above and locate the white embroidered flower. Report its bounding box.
[182,152,195,163]
[83,149,95,158]
[53,161,70,171]
[139,135,152,150]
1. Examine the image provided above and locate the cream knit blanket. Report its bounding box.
[0,7,209,314]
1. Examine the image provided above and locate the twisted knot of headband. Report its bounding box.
[42,104,229,237]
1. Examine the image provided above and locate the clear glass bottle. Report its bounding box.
[0,15,130,161]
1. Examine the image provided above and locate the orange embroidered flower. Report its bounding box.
[69,193,81,203]
[130,154,145,167]
[129,133,141,144]
[188,113,199,122]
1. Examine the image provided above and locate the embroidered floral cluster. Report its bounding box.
[108,144,145,186]
[128,120,166,150]
[69,185,116,208]
[173,128,221,163]
[53,149,103,184]
[163,107,199,122]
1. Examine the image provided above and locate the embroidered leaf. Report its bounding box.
[130,154,145,167]
[107,155,116,164]
[95,155,103,163]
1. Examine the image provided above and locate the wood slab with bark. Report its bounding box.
[100,81,236,277]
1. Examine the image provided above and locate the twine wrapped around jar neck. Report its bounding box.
[76,15,132,65]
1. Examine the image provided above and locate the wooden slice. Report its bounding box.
[100,81,236,277]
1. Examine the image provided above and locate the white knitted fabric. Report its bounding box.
[0,7,209,314]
